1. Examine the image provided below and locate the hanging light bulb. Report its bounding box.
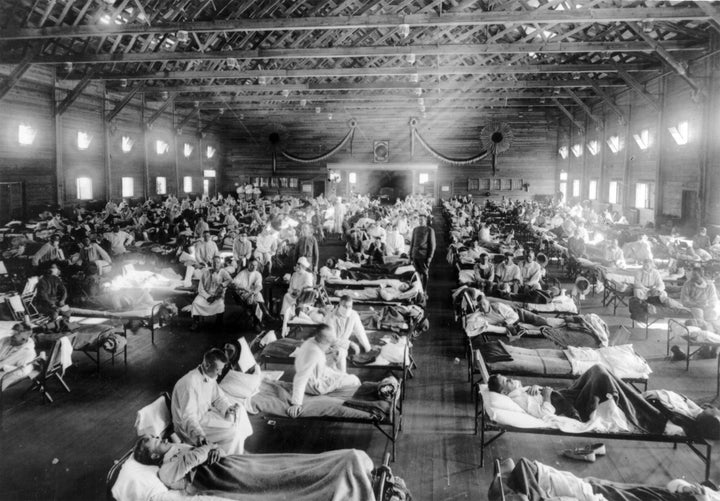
[410,73,419,83]
[315,107,321,114]
[414,87,422,96]
[176,30,189,43]
[328,113,333,120]
[399,24,410,38]
[258,76,267,85]
[63,62,73,72]
[120,78,128,88]
[406,53,416,64]
[281,89,290,97]
[300,99,307,107]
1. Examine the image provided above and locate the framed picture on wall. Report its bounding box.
[270,178,279,188]
[279,177,288,188]
[480,179,490,190]
[468,179,479,191]
[512,178,524,190]
[492,178,501,190]
[301,183,313,193]
[502,178,512,190]
[289,178,298,188]
[260,177,269,187]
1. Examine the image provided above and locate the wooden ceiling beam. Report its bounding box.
[5,40,702,65]
[615,67,661,111]
[120,79,625,94]
[626,21,703,93]
[145,94,176,127]
[0,44,38,102]
[56,67,97,115]
[582,77,626,124]
[72,63,658,82]
[175,106,199,132]
[552,97,585,131]
[565,88,601,125]
[1,7,710,40]
[106,83,143,121]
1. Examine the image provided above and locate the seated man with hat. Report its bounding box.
[191,256,232,330]
[280,257,316,315]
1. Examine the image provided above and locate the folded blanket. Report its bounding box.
[342,381,394,419]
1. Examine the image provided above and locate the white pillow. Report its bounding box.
[135,396,171,437]
[111,457,168,501]
[478,385,527,414]
[478,386,547,428]
[220,370,263,400]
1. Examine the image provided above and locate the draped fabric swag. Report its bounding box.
[274,121,356,166]
[410,126,489,166]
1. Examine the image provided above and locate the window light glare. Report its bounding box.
[99,14,111,24]
[419,173,429,184]
[121,135,134,153]
[77,131,93,150]
[156,139,169,155]
[76,177,93,200]
[669,121,689,145]
[587,140,600,156]
[349,172,357,184]
[121,177,134,197]
[183,176,193,193]
[571,144,583,157]
[18,124,37,145]
[558,146,568,159]
[156,176,167,195]
[183,143,193,158]
[206,145,216,159]
[559,171,568,181]
[606,135,621,154]
[203,169,216,178]
[633,129,650,150]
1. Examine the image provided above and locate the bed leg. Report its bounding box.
[474,384,479,436]
[687,337,691,372]
[673,442,677,450]
[716,355,720,397]
[706,444,712,481]
[151,324,155,344]
[124,344,128,373]
[480,414,485,467]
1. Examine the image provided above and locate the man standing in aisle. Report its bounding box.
[409,215,436,292]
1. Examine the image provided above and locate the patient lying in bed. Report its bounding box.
[133,438,376,501]
[488,365,677,434]
[490,457,717,501]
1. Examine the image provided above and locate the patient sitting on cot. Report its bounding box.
[0,324,36,390]
[488,365,676,434]
[132,437,376,500]
[286,324,361,418]
[465,292,562,338]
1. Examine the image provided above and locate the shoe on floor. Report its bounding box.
[670,345,687,361]
[561,449,596,462]
[574,443,606,456]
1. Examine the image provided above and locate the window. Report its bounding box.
[419,173,429,184]
[609,180,620,204]
[559,171,568,181]
[558,146,568,159]
[289,178,298,188]
[156,176,167,195]
[156,139,169,155]
[76,177,93,200]
[349,172,357,184]
[183,176,192,193]
[492,178,501,190]
[203,169,216,178]
[633,129,651,150]
[203,179,210,196]
[606,135,622,154]
[121,177,134,197]
[587,140,600,156]
[468,179,479,191]
[572,179,580,197]
[206,145,216,159]
[559,182,567,202]
[18,124,37,146]
[588,179,598,200]
[571,144,583,158]
[183,143,193,158]
[669,121,689,146]
[635,182,655,209]
[77,131,93,150]
[121,135,134,153]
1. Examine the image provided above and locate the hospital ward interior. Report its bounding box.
[4,1,720,500]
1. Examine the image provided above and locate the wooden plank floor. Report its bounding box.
[1,209,719,500]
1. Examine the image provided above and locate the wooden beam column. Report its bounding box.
[52,74,65,206]
[654,77,666,222]
[102,82,112,201]
[141,93,150,200]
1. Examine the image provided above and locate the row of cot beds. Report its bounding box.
[444,216,714,485]
[105,261,426,500]
[247,262,426,462]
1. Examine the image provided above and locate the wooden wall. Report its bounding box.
[222,110,558,203]
[0,67,225,220]
[558,57,712,230]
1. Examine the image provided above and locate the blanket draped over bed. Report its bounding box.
[499,458,696,501]
[189,449,376,501]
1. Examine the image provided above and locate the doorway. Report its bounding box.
[0,182,24,224]
[681,190,698,229]
[313,180,326,197]
[369,171,412,203]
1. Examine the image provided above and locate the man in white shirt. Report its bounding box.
[633,259,667,303]
[520,250,544,291]
[0,324,36,390]
[231,231,253,269]
[191,256,231,330]
[231,258,273,324]
[494,253,522,295]
[32,234,66,267]
[195,232,219,267]
[324,296,372,373]
[286,325,361,418]
[384,223,406,256]
[105,225,134,256]
[254,226,278,275]
[280,257,315,315]
[171,348,252,455]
